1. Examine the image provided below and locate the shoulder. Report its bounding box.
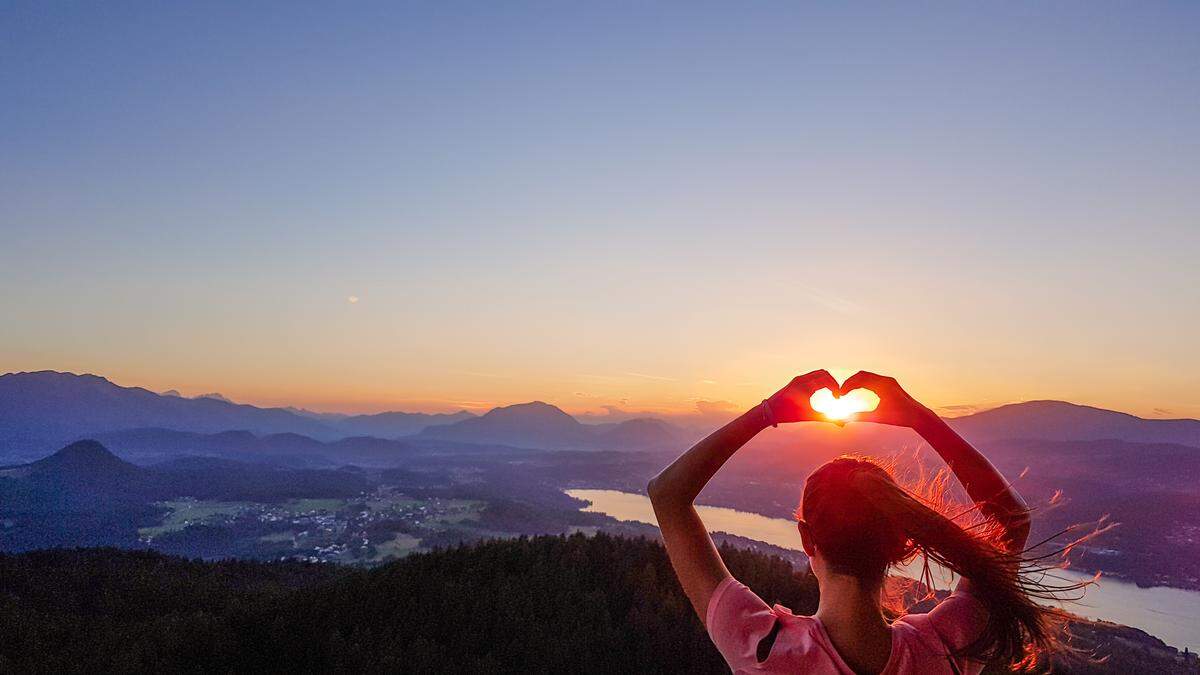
[706,579,845,673]
[900,589,988,647]
[892,591,988,675]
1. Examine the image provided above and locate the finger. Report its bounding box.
[802,369,840,395]
[841,370,886,394]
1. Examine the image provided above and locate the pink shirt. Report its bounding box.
[706,577,986,674]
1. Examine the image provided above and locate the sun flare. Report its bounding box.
[809,388,879,421]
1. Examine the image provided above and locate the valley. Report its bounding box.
[2,371,1200,656]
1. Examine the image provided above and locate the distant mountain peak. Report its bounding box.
[481,401,577,422]
[197,392,234,404]
[950,399,1200,447]
[162,389,183,397]
[417,401,680,450]
[55,438,114,458]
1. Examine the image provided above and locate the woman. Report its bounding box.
[648,370,1059,674]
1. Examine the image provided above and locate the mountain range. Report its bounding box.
[0,372,338,454]
[1,371,1197,464]
[0,372,477,456]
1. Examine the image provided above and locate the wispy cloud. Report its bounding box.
[624,372,676,382]
[574,373,622,381]
[695,400,738,415]
[449,400,494,409]
[933,402,1008,417]
[794,283,861,315]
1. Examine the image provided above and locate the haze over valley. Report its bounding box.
[2,371,1197,624]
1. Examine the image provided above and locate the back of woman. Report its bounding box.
[648,371,1088,674]
[707,577,987,674]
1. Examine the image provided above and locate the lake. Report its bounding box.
[567,488,1200,653]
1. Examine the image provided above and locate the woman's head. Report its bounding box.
[796,455,1074,669]
[797,456,911,582]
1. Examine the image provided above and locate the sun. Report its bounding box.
[809,388,879,421]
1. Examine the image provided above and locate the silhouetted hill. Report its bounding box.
[418,401,681,450]
[0,440,160,549]
[949,400,1200,447]
[0,371,337,457]
[0,535,1188,673]
[595,417,682,447]
[420,401,584,444]
[93,427,429,466]
[25,438,145,482]
[0,439,153,497]
[0,439,372,552]
[333,410,476,438]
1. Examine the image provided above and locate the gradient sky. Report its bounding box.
[3,3,1198,418]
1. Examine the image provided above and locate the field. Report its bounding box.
[134,490,489,565]
[283,498,346,513]
[138,500,257,538]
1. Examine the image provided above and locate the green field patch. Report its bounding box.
[283,498,346,514]
[371,533,422,561]
[426,499,483,524]
[363,494,421,512]
[139,500,256,538]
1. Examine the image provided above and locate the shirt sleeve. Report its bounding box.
[705,577,778,671]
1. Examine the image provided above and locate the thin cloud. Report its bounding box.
[795,283,861,314]
[624,372,676,382]
[449,400,494,409]
[695,400,738,415]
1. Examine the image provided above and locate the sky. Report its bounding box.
[2,2,1198,418]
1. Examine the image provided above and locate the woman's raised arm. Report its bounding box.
[647,370,839,623]
[841,371,1031,552]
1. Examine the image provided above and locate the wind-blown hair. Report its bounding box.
[797,456,1111,670]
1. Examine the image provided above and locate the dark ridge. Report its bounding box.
[0,535,1188,673]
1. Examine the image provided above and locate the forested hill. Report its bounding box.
[0,534,1192,674]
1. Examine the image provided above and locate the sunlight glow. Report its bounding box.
[809,387,879,421]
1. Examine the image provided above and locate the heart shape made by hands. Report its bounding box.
[809,387,879,422]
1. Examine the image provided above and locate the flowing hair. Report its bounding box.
[797,456,1113,670]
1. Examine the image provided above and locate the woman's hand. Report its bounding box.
[765,370,841,424]
[841,370,937,429]
[842,370,1032,552]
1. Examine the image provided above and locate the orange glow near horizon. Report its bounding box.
[810,388,880,422]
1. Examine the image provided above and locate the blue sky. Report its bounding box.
[2,2,1198,416]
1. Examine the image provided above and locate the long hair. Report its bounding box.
[797,456,1109,670]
